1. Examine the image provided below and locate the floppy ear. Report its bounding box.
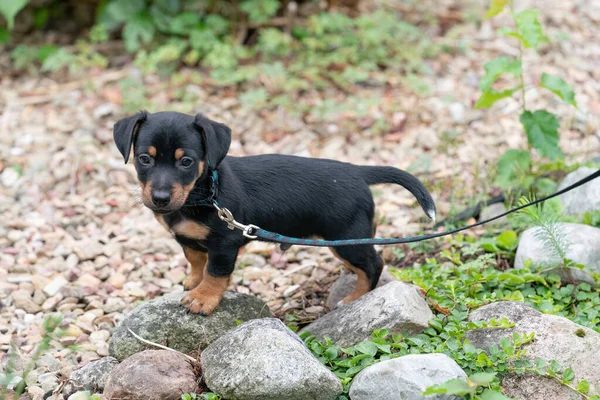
[194,114,232,169]
[113,111,147,164]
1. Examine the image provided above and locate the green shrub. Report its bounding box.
[2,0,441,96]
[475,1,578,191]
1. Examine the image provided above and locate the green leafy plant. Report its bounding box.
[240,0,280,23]
[480,230,518,257]
[512,195,600,285]
[513,196,570,262]
[181,393,220,400]
[0,0,27,30]
[582,210,600,228]
[3,0,441,113]
[394,252,600,331]
[477,1,578,190]
[10,40,107,74]
[301,317,518,397]
[507,358,600,400]
[1,314,64,400]
[426,359,599,400]
[423,372,516,399]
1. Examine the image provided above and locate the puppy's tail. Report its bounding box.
[358,166,436,222]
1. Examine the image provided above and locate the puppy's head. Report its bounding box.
[113,111,231,214]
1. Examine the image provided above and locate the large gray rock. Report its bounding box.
[558,167,600,216]
[64,356,118,396]
[325,269,395,309]
[109,291,272,361]
[201,318,342,400]
[467,301,600,400]
[301,281,433,347]
[514,223,600,284]
[349,353,467,400]
[104,350,198,400]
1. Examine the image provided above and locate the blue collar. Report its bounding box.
[196,169,219,207]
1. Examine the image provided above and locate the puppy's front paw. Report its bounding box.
[181,288,221,316]
[183,276,202,291]
[338,296,356,307]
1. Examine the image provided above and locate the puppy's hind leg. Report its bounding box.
[331,244,384,305]
[327,213,383,305]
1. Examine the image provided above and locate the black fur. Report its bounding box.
[194,113,231,169]
[113,110,147,163]
[114,111,436,302]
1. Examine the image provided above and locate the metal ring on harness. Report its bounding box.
[243,224,259,239]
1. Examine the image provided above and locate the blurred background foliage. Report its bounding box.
[0,0,470,88]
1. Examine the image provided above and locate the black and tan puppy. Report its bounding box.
[113,111,436,315]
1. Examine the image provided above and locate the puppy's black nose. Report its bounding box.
[152,190,171,207]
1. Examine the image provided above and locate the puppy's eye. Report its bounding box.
[180,157,194,168]
[138,155,151,165]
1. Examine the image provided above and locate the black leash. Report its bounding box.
[210,169,600,247]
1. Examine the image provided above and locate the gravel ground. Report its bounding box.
[1,0,600,396]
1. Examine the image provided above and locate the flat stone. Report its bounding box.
[467,301,600,399]
[201,318,342,400]
[27,386,45,400]
[40,374,58,392]
[73,239,104,261]
[76,273,102,288]
[448,102,465,123]
[104,350,198,400]
[107,273,127,289]
[301,281,433,347]
[109,291,272,361]
[349,353,467,400]
[63,357,118,396]
[12,290,42,314]
[32,289,46,305]
[43,275,68,296]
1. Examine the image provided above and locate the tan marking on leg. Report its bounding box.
[175,148,185,160]
[154,213,170,232]
[183,248,207,290]
[148,146,157,157]
[181,270,230,315]
[342,265,370,303]
[173,220,211,239]
[329,247,371,304]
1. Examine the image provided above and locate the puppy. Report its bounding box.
[113,111,435,315]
